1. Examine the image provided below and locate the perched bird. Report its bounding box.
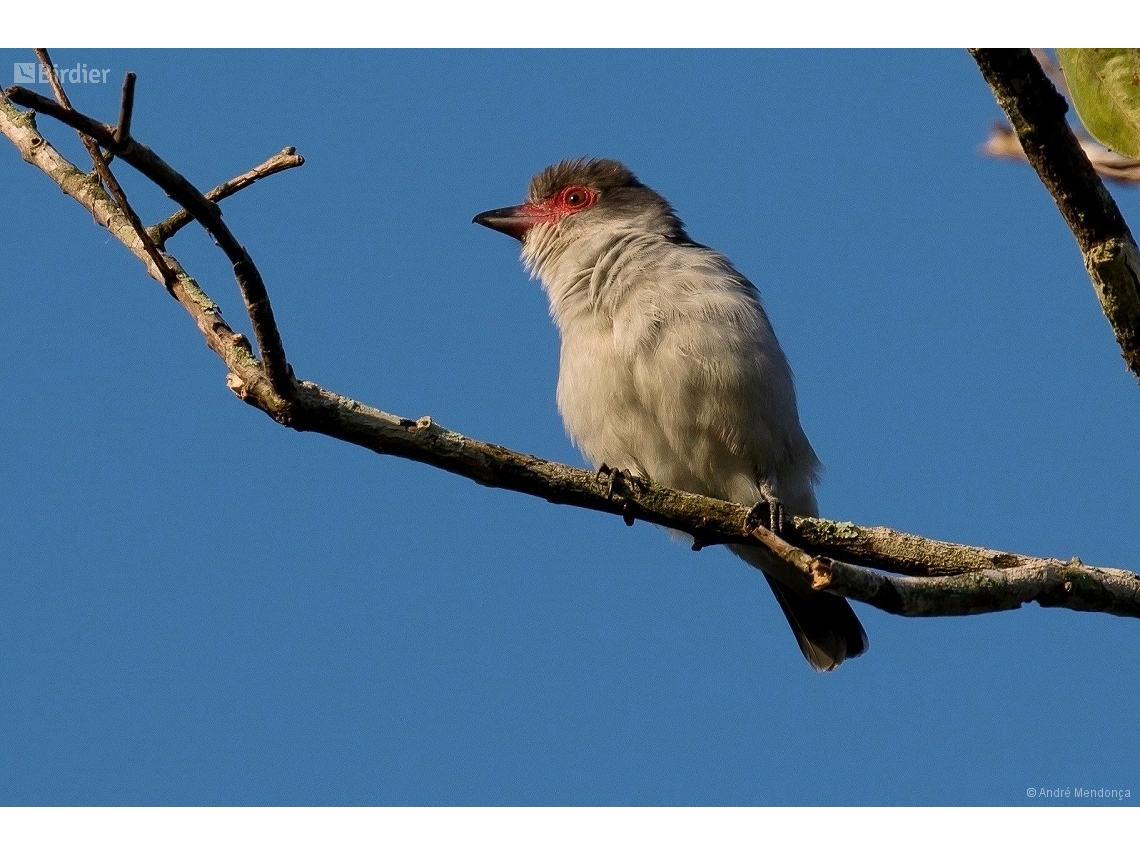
[474,158,867,671]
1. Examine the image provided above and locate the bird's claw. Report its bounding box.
[596,463,637,498]
[746,498,784,536]
[596,463,616,499]
[596,464,640,525]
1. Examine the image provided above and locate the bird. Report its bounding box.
[473,158,867,671]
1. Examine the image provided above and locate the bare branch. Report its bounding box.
[0,93,284,421]
[971,48,1140,381]
[4,82,294,402]
[34,48,97,166]
[149,148,305,247]
[284,380,1140,619]
[797,516,1082,577]
[811,556,1140,618]
[1030,48,1067,95]
[32,50,176,290]
[3,73,1139,624]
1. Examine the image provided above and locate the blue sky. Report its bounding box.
[1,49,1138,806]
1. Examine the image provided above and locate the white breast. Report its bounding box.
[538,233,820,517]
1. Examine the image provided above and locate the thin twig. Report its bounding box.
[32,50,175,289]
[970,48,1140,381]
[114,71,135,146]
[4,82,294,403]
[33,49,96,166]
[149,147,305,247]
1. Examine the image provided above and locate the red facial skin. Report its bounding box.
[525,185,598,222]
[474,185,599,241]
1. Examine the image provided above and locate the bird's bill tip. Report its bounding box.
[472,205,536,241]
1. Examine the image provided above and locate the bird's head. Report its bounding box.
[474,158,687,277]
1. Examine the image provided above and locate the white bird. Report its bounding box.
[474,158,866,671]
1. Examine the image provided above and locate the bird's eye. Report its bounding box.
[559,185,594,209]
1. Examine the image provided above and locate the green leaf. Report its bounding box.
[1057,48,1140,159]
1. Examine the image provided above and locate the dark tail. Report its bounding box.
[763,574,868,672]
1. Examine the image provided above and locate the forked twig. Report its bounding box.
[150,147,306,247]
[5,79,294,402]
[33,49,175,289]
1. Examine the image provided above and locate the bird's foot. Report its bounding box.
[746,496,785,536]
[595,463,639,498]
[596,464,640,526]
